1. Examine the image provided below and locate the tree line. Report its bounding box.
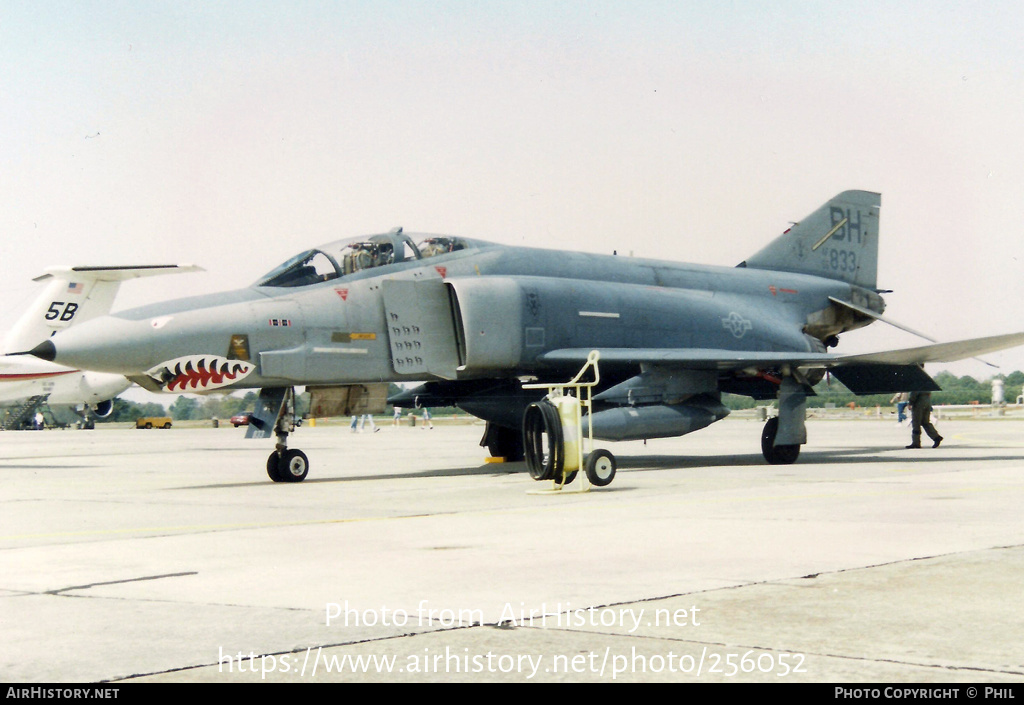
[103,372,1024,423]
[103,384,463,424]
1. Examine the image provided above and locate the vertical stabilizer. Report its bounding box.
[742,190,881,290]
[4,265,202,354]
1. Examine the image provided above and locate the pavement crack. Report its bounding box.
[45,571,198,595]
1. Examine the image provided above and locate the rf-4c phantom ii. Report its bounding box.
[24,191,1024,482]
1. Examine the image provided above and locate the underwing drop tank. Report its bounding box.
[587,400,730,443]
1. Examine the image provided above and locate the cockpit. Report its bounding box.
[256,228,470,288]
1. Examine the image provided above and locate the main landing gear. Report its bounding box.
[760,416,800,465]
[760,375,807,465]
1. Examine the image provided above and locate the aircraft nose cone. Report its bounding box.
[32,314,158,375]
[29,340,57,362]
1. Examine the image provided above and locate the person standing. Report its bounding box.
[414,396,434,429]
[890,392,909,424]
[906,391,943,448]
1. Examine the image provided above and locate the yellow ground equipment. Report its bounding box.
[522,351,616,492]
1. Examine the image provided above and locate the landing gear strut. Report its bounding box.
[760,375,807,465]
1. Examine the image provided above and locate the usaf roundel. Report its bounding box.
[721,312,753,338]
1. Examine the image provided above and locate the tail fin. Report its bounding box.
[741,190,881,290]
[3,265,202,354]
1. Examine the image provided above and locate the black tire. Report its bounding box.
[558,470,578,485]
[279,449,309,482]
[761,416,801,465]
[522,401,563,481]
[267,452,285,482]
[484,424,525,461]
[584,449,616,487]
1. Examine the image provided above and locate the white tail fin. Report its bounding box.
[4,265,202,354]
[741,190,881,290]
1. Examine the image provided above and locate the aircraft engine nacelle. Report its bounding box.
[92,399,114,418]
[588,400,730,442]
[445,278,524,374]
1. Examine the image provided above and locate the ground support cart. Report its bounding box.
[522,351,616,493]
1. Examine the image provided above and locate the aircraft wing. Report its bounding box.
[539,348,836,371]
[541,331,1024,373]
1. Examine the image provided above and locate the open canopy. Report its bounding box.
[256,228,472,288]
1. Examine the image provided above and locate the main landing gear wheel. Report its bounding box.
[483,423,525,462]
[267,449,310,483]
[584,449,616,487]
[761,416,800,465]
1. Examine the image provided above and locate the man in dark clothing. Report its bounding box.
[907,391,943,448]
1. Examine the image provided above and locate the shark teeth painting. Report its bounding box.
[148,355,255,393]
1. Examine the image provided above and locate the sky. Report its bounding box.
[2,0,1024,399]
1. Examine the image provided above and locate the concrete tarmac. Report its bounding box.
[2,415,1024,683]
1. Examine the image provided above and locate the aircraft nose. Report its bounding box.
[28,314,158,375]
[29,340,57,362]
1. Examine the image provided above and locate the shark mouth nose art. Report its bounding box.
[148,355,255,392]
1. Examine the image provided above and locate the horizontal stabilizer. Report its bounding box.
[828,297,936,342]
[32,264,203,284]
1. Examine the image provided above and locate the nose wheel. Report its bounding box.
[267,448,309,482]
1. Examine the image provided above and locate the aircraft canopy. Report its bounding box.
[256,229,469,288]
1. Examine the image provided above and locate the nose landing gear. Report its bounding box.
[249,387,309,483]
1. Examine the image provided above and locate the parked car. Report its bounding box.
[231,412,254,427]
[136,417,172,429]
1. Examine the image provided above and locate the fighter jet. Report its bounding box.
[2,264,200,425]
[22,191,1024,480]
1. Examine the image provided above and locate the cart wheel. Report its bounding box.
[585,449,616,487]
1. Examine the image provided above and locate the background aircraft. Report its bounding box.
[2,264,200,428]
[25,191,1024,479]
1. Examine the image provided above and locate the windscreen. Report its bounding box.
[256,231,426,288]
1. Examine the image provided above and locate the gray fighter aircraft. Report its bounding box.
[23,190,1024,482]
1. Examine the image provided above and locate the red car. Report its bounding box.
[231,412,254,427]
